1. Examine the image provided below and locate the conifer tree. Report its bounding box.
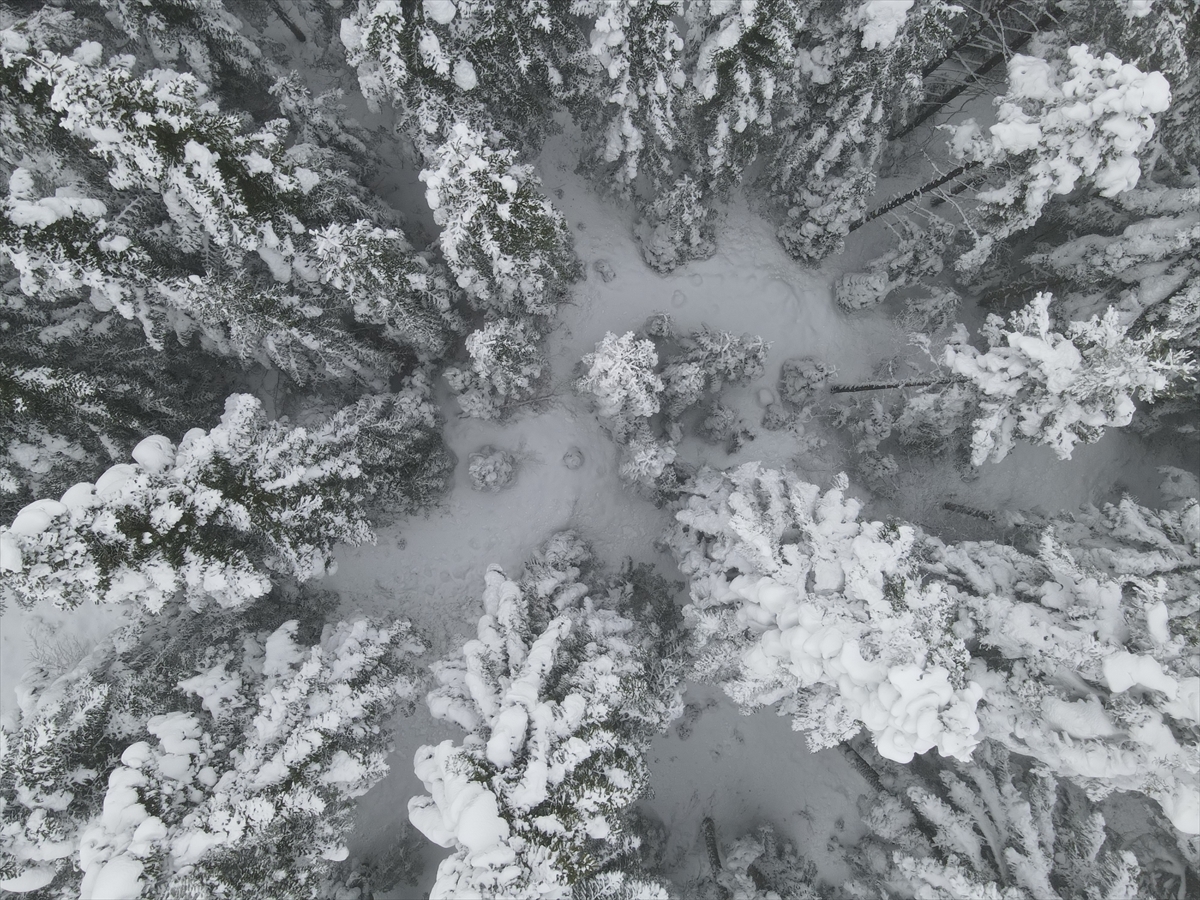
[444,316,548,419]
[683,0,814,198]
[408,532,682,899]
[1,381,453,612]
[0,597,425,899]
[0,20,455,381]
[340,0,585,148]
[941,292,1193,464]
[420,121,578,320]
[664,463,1200,832]
[572,0,688,199]
[774,0,958,263]
[844,741,1142,900]
[665,462,983,765]
[943,45,1172,272]
[92,0,267,88]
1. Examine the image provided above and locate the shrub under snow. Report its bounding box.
[575,331,664,442]
[408,531,683,899]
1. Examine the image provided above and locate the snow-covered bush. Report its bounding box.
[635,173,717,274]
[576,331,664,441]
[618,426,679,494]
[468,446,517,493]
[779,357,835,404]
[421,122,579,319]
[835,216,957,312]
[1,386,452,611]
[408,532,682,899]
[658,326,769,418]
[952,45,1173,272]
[900,287,962,335]
[893,382,975,456]
[844,741,1142,900]
[943,292,1193,464]
[693,820,822,900]
[665,463,981,764]
[0,601,425,898]
[445,318,548,419]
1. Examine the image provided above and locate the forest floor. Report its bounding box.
[1,8,1196,895]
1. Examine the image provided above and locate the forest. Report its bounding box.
[0,0,1197,898]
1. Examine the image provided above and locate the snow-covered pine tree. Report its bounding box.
[0,282,236,522]
[684,0,814,198]
[931,504,1200,834]
[1023,184,1200,427]
[0,359,190,522]
[664,463,983,764]
[572,0,688,199]
[774,0,958,263]
[339,0,585,149]
[843,740,1142,900]
[420,121,579,320]
[408,531,682,899]
[576,330,664,442]
[0,382,453,612]
[311,220,459,357]
[948,44,1173,273]
[0,596,426,898]
[0,19,455,381]
[665,464,1200,831]
[941,292,1193,464]
[444,316,548,419]
[92,0,267,90]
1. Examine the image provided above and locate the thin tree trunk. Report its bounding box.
[830,377,953,394]
[701,817,723,875]
[942,501,996,521]
[848,161,982,233]
[930,170,987,207]
[918,0,1021,79]
[890,6,1058,141]
[837,742,886,794]
[269,0,307,42]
